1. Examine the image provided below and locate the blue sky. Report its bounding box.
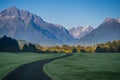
[0,0,120,29]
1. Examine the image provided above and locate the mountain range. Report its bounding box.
[0,7,120,46]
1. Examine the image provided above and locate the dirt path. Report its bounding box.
[2,54,73,80]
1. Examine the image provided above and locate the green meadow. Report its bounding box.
[44,53,120,80]
[0,52,120,80]
[0,52,65,80]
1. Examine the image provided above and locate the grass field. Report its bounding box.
[0,52,65,80]
[44,53,120,80]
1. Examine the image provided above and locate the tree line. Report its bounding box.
[0,36,120,53]
[95,40,120,53]
[22,40,120,53]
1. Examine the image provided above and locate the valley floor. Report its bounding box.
[44,53,120,80]
[1,53,120,80]
[0,53,65,80]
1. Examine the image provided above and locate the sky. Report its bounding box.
[0,0,120,29]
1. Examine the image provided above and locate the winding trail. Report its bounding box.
[2,54,73,80]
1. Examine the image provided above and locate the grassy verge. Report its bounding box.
[44,53,120,80]
[0,52,65,80]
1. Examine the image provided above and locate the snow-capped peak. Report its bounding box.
[69,25,94,39]
[104,17,116,23]
[84,25,91,28]
[82,25,93,32]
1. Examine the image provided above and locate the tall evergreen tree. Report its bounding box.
[0,36,20,52]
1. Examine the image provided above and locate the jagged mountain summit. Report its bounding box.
[0,7,75,46]
[69,25,94,39]
[75,17,120,46]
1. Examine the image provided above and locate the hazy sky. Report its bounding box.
[0,0,120,29]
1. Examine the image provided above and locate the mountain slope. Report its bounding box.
[0,7,74,46]
[75,18,120,45]
[69,25,93,39]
